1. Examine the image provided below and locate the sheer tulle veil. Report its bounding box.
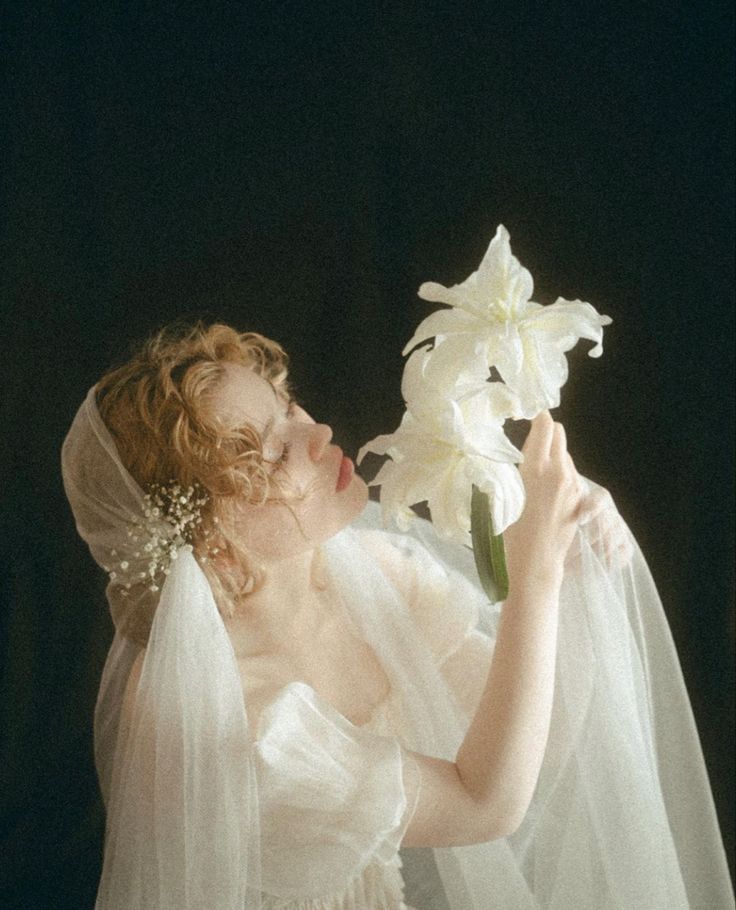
[62,386,264,908]
[62,385,734,909]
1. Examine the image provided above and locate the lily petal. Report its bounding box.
[427,460,474,544]
[526,298,613,356]
[417,281,453,303]
[474,224,535,319]
[402,307,479,357]
[357,432,401,465]
[420,335,489,390]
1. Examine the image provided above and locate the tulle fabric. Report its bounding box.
[94,548,262,909]
[257,856,412,910]
[62,388,264,909]
[254,681,421,899]
[341,504,734,909]
[62,385,734,909]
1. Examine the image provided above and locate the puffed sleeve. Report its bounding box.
[253,681,421,901]
[358,528,496,720]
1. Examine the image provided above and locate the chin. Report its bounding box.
[314,476,369,543]
[344,474,370,518]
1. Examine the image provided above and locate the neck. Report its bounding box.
[225,546,332,658]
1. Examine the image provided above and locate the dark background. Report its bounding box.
[1,3,733,907]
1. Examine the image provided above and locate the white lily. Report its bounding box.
[403,224,612,418]
[400,346,522,454]
[358,349,525,544]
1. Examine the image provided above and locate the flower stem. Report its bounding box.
[470,485,509,603]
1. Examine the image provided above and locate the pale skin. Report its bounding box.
[404,412,582,846]
[123,362,609,846]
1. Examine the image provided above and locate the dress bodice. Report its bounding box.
[252,680,420,909]
[246,526,488,909]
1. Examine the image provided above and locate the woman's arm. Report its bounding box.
[401,412,581,847]
[401,567,562,847]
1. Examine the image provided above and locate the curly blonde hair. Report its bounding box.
[95,320,293,622]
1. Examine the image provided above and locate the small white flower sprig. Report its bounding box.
[104,481,213,594]
[358,224,612,602]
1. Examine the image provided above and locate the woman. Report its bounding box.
[61,322,733,909]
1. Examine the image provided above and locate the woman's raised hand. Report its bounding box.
[504,411,583,590]
[564,480,634,573]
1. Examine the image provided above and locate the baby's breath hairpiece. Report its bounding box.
[134,481,210,590]
[107,480,212,593]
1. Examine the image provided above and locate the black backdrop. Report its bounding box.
[1,3,733,908]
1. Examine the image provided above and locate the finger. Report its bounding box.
[578,487,612,526]
[579,510,612,547]
[523,410,555,460]
[587,518,629,568]
[573,488,591,524]
[563,451,580,476]
[588,514,622,551]
[570,457,584,495]
[549,422,568,465]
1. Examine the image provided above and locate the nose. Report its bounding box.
[308,423,333,462]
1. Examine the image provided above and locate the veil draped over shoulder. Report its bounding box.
[62,385,734,909]
[345,504,734,909]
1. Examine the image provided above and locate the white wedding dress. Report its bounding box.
[237,518,498,909]
[254,680,420,909]
[240,514,732,909]
[62,387,734,909]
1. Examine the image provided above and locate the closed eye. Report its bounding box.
[276,400,298,465]
[263,395,297,470]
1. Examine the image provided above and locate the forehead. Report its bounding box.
[208,362,278,432]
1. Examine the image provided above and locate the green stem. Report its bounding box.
[470,484,509,603]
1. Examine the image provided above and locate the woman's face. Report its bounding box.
[210,362,368,562]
